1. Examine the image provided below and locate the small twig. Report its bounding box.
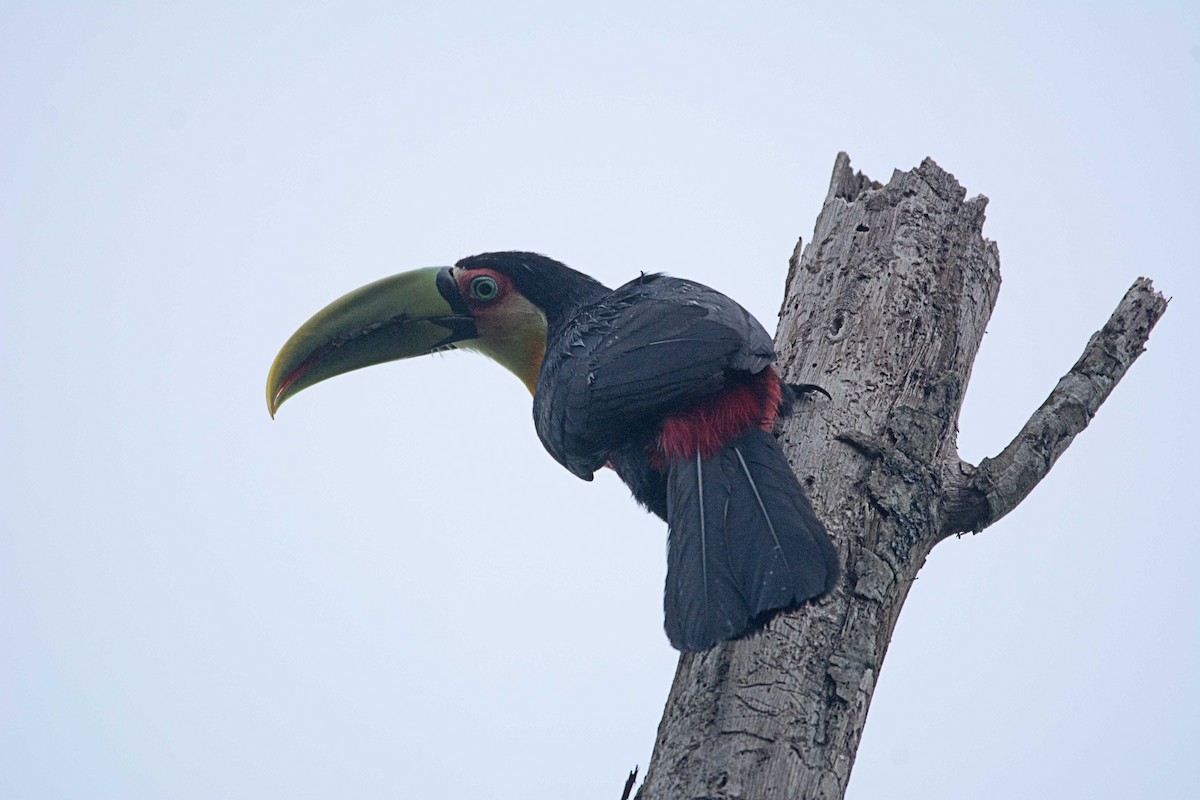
[620,766,639,800]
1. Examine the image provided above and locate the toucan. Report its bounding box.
[267,251,839,651]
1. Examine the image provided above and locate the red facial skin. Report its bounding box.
[453,267,548,396]
[455,268,512,312]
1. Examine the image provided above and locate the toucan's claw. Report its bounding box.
[787,382,833,402]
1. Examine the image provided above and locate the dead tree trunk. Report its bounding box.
[634,154,1167,799]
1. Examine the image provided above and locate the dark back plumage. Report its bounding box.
[532,273,775,479]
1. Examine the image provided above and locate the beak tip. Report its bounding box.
[266,382,281,419]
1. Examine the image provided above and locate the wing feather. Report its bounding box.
[534,275,776,476]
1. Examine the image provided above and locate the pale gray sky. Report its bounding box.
[2,3,1197,798]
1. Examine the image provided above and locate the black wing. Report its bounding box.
[534,274,776,478]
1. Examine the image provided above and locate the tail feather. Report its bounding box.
[664,427,839,651]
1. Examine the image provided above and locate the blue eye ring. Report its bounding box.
[469,275,500,302]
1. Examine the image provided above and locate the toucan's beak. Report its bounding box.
[266,266,475,417]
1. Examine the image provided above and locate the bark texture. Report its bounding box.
[634,153,1167,799]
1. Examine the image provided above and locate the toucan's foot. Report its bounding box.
[787,382,832,402]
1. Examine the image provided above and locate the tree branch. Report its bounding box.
[940,277,1168,537]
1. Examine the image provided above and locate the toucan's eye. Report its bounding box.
[469,275,500,302]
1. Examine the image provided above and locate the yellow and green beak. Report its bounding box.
[266,267,475,416]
